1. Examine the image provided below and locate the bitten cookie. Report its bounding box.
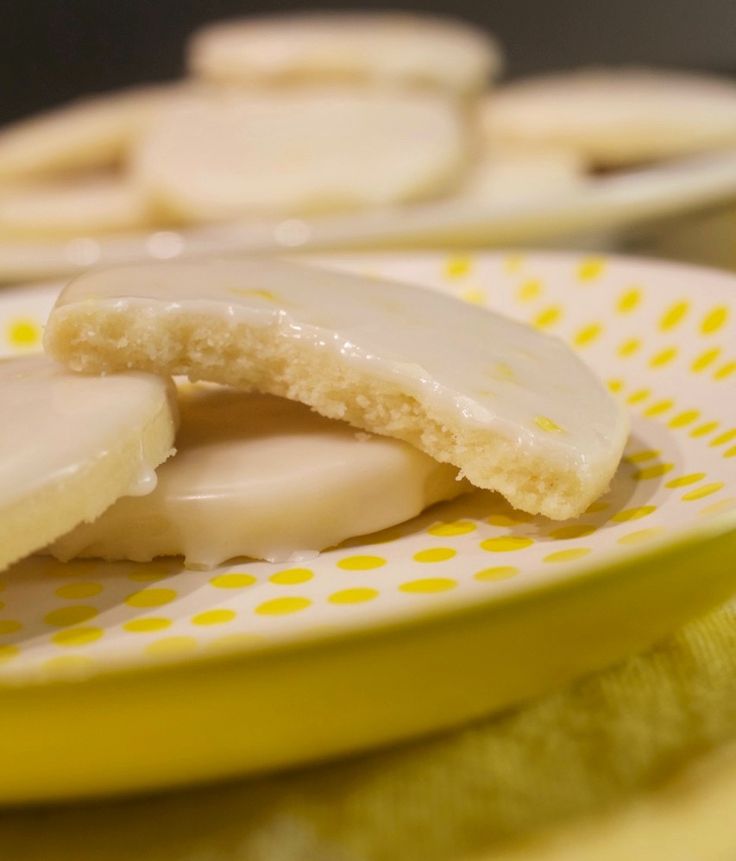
[45,258,629,519]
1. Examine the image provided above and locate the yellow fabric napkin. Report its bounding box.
[2,602,736,861]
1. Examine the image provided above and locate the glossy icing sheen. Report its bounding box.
[51,386,467,567]
[0,356,172,509]
[53,258,627,479]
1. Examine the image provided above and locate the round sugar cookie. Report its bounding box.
[187,12,502,96]
[482,68,736,168]
[459,146,586,204]
[49,385,469,567]
[45,257,629,520]
[0,356,177,573]
[0,177,152,238]
[132,89,468,221]
[0,83,184,182]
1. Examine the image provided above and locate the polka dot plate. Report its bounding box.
[0,251,735,803]
[3,148,736,283]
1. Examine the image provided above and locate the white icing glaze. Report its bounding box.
[52,258,628,484]
[131,89,467,220]
[50,386,467,567]
[0,356,172,509]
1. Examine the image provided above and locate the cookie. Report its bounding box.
[0,356,177,573]
[0,83,183,182]
[188,12,501,96]
[131,89,468,221]
[481,68,736,168]
[459,146,586,204]
[0,177,152,238]
[45,258,629,519]
[49,385,468,567]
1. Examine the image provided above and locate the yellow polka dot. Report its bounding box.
[617,527,666,546]
[714,361,736,381]
[517,278,542,302]
[701,306,728,334]
[125,588,177,608]
[627,389,650,405]
[52,626,103,647]
[460,288,486,305]
[607,379,624,393]
[123,617,172,633]
[474,566,518,581]
[0,644,19,663]
[269,568,314,585]
[626,450,660,463]
[669,410,700,428]
[7,318,41,348]
[443,255,472,279]
[710,428,736,447]
[690,421,719,438]
[328,588,379,604]
[659,301,689,331]
[617,338,641,358]
[44,606,98,627]
[337,555,386,571]
[577,257,605,281]
[699,498,736,517]
[585,500,609,514]
[145,636,198,657]
[543,548,592,563]
[413,547,457,563]
[611,506,657,523]
[644,399,673,417]
[666,473,705,488]
[192,609,236,626]
[616,288,641,314]
[43,654,94,674]
[481,536,534,552]
[534,415,563,432]
[548,524,596,540]
[210,572,257,589]
[682,483,724,502]
[649,346,678,368]
[635,463,674,480]
[486,512,532,526]
[692,348,721,372]
[54,582,103,600]
[256,597,311,615]
[428,520,477,537]
[573,323,603,347]
[725,445,736,459]
[400,578,458,594]
[533,306,562,328]
[504,254,524,274]
[0,619,21,635]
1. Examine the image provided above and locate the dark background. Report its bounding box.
[2,0,735,124]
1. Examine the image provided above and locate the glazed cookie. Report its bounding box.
[187,12,501,96]
[459,147,586,204]
[0,356,177,573]
[0,177,152,238]
[45,258,629,519]
[131,89,468,221]
[49,385,469,567]
[0,83,184,182]
[481,68,736,168]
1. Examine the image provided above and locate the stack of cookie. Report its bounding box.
[1,256,627,572]
[2,12,736,240]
